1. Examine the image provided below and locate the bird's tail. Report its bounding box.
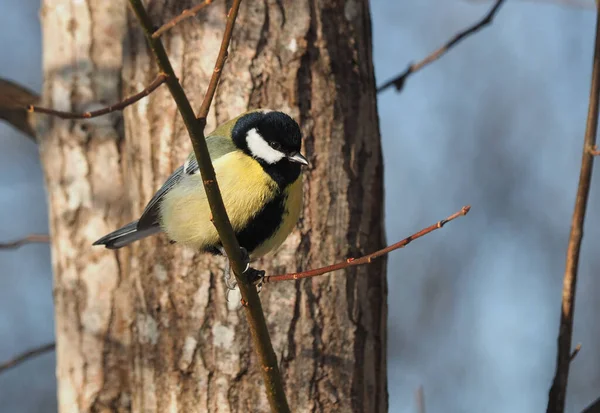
[93,220,161,249]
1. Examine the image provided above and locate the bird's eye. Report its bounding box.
[270,142,282,151]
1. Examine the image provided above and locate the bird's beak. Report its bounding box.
[287,152,309,166]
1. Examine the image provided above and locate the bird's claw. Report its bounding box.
[223,255,237,291]
[224,275,238,290]
[239,247,251,273]
[244,267,265,292]
[223,247,264,295]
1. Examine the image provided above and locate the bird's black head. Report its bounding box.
[232,110,308,188]
[232,110,308,167]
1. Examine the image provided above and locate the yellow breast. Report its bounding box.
[159,151,278,250]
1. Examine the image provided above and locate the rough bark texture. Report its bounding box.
[40,0,387,412]
[39,1,133,412]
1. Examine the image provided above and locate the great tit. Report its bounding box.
[93,109,308,261]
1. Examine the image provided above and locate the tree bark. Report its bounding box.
[40,0,387,412]
[39,1,133,412]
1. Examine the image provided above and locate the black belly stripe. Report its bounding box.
[235,191,287,255]
[261,161,301,190]
[204,161,298,256]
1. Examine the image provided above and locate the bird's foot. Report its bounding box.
[222,247,264,294]
[239,248,265,292]
[223,256,237,291]
[238,247,266,291]
[243,267,265,291]
[239,247,251,273]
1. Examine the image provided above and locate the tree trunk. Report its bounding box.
[39,1,134,412]
[39,0,387,412]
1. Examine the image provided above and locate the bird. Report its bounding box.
[93,109,308,264]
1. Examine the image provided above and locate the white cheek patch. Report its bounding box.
[246,128,285,164]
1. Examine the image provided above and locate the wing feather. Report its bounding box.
[137,134,238,228]
[137,166,184,228]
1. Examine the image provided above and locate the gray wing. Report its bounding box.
[137,165,185,228]
[137,134,237,229]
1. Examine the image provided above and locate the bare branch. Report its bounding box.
[569,343,582,362]
[416,385,426,413]
[264,206,470,283]
[152,0,214,39]
[546,8,600,413]
[0,234,50,250]
[0,78,39,139]
[467,0,593,10]
[582,396,600,413]
[127,1,291,411]
[196,3,234,118]
[0,342,55,375]
[28,73,167,119]
[377,0,505,94]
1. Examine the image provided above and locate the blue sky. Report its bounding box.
[1,1,599,412]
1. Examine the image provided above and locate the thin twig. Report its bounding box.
[265,206,470,283]
[416,385,426,413]
[582,396,600,413]
[569,343,582,362]
[152,0,214,39]
[0,343,55,374]
[127,1,291,412]
[590,145,600,155]
[546,8,600,413]
[376,0,505,94]
[27,73,167,119]
[467,0,593,10]
[0,234,50,249]
[197,3,233,118]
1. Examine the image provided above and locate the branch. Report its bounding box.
[376,0,505,94]
[196,3,234,118]
[467,0,593,10]
[27,73,167,119]
[415,385,426,413]
[583,396,600,413]
[0,77,39,139]
[0,342,55,374]
[152,0,214,39]
[590,145,600,156]
[264,206,470,283]
[127,1,291,411]
[0,234,50,250]
[546,8,600,413]
[569,343,581,362]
